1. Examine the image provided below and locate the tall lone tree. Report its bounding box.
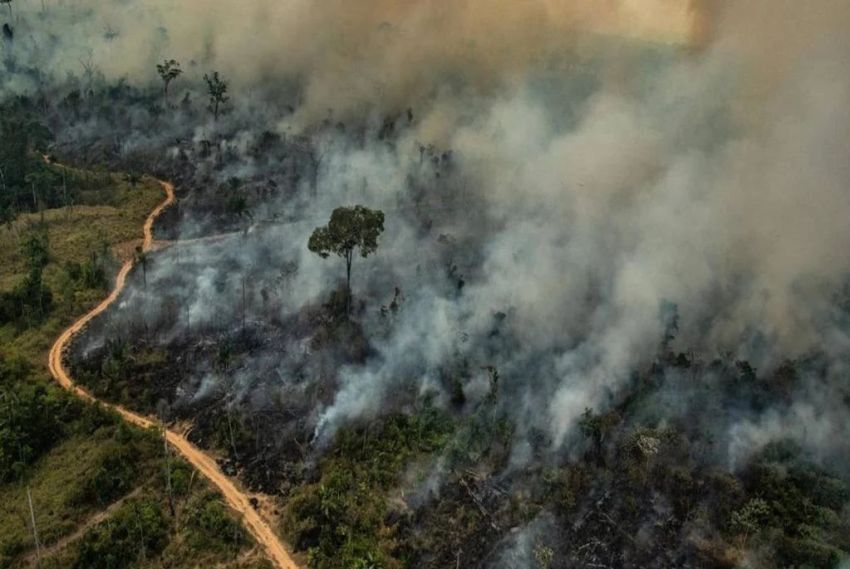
[203,71,229,121]
[308,205,384,315]
[156,59,182,105]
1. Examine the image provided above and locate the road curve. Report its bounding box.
[47,179,298,569]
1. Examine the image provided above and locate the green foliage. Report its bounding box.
[123,171,142,187]
[204,71,230,120]
[0,358,65,482]
[185,491,248,555]
[8,403,149,505]
[0,114,56,218]
[308,205,385,313]
[0,154,258,569]
[227,193,251,219]
[156,59,183,102]
[579,407,621,461]
[75,435,146,506]
[284,409,452,569]
[542,465,586,514]
[775,536,844,569]
[0,355,122,486]
[444,406,514,467]
[0,387,60,482]
[73,498,169,569]
[64,251,109,291]
[163,457,194,497]
[21,231,50,271]
[732,447,850,563]
[0,268,54,325]
[729,498,770,543]
[308,205,385,266]
[533,543,554,569]
[0,230,54,325]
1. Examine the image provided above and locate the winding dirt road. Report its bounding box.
[47,178,298,569]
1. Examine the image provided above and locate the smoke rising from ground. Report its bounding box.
[4,0,693,120]
[7,0,850,481]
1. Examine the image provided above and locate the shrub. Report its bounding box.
[73,498,168,569]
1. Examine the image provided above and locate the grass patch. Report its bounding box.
[0,425,150,565]
[0,165,262,569]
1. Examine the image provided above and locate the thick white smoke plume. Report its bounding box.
[7,0,850,466]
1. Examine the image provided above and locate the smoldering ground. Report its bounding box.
[24,0,845,468]
[5,0,850,565]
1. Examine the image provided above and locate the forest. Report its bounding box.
[1,1,850,568]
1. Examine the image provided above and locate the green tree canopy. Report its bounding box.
[308,205,384,314]
[203,71,229,121]
[156,59,182,104]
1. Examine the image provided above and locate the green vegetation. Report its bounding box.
[0,155,265,568]
[279,391,850,569]
[283,409,452,569]
[0,114,53,223]
[156,59,183,105]
[0,230,54,326]
[735,444,850,567]
[73,496,169,569]
[184,490,249,555]
[204,71,230,121]
[0,106,158,226]
[308,205,385,314]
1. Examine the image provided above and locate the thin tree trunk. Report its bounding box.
[62,168,69,218]
[27,487,41,564]
[345,252,352,316]
[163,430,175,517]
[227,411,239,460]
[135,504,146,562]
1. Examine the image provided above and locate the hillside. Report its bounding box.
[0,162,271,569]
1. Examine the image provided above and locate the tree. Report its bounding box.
[534,543,554,569]
[0,232,53,324]
[22,232,49,271]
[155,59,182,105]
[308,206,384,315]
[0,119,29,190]
[730,498,771,547]
[134,246,147,288]
[124,171,141,187]
[203,71,229,121]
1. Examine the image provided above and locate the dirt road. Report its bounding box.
[47,178,299,569]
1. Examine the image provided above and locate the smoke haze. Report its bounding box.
[5,0,850,536]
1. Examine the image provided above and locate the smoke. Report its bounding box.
[3,0,692,119]
[9,0,850,473]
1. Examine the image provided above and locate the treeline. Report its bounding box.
[0,227,111,328]
[0,99,136,224]
[0,349,257,567]
[0,231,53,326]
[0,104,54,221]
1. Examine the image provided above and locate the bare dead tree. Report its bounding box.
[26,487,41,564]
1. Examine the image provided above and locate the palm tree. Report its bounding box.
[156,59,182,105]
